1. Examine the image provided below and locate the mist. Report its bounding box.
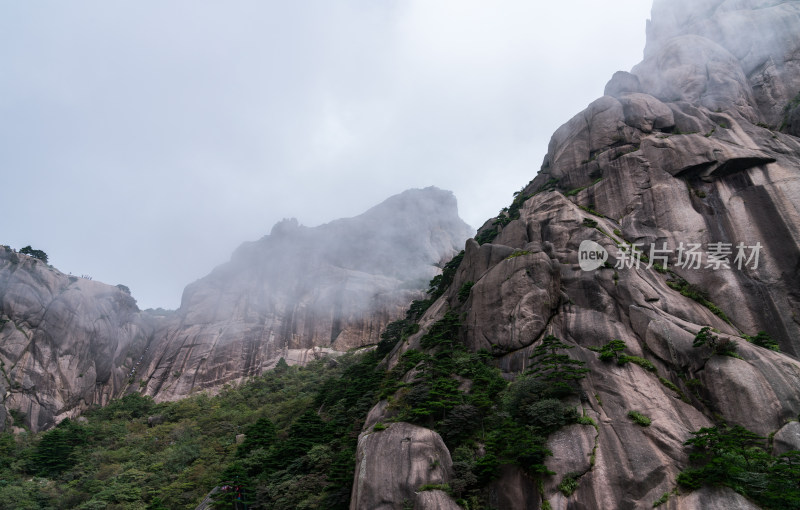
[0,1,653,309]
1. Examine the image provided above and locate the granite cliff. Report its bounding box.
[3,0,800,507]
[0,187,471,431]
[136,187,471,401]
[352,1,800,508]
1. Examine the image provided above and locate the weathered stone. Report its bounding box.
[350,422,452,510]
[367,2,800,508]
[0,187,472,429]
[413,489,461,510]
[147,415,164,427]
[604,71,642,98]
[618,93,675,133]
[0,247,151,431]
[634,35,760,121]
[666,486,762,509]
[786,102,800,137]
[773,420,800,455]
[639,131,776,180]
[484,465,540,510]
[137,187,471,402]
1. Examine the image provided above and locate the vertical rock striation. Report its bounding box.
[355,0,800,508]
[136,187,471,401]
[0,247,154,430]
[0,187,471,430]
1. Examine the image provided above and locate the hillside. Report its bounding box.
[353,0,800,508]
[0,186,470,431]
[1,0,800,508]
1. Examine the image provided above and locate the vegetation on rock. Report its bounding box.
[677,425,800,509]
[19,245,48,263]
[0,353,383,509]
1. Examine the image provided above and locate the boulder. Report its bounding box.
[350,422,453,510]
[773,421,800,455]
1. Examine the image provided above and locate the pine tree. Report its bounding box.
[19,245,48,263]
[598,339,626,362]
[526,335,589,397]
[31,418,87,476]
[236,417,277,458]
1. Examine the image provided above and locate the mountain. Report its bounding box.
[135,187,472,401]
[3,0,800,507]
[0,186,471,431]
[351,1,800,508]
[0,248,154,432]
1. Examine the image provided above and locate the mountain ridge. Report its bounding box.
[351,0,800,508]
[0,186,471,431]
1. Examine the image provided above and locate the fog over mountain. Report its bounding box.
[1,1,800,508]
[0,1,652,309]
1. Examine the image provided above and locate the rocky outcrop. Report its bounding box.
[0,187,471,429]
[356,0,800,508]
[350,422,456,510]
[135,187,471,401]
[0,247,155,431]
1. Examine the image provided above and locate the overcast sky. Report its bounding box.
[1,1,653,310]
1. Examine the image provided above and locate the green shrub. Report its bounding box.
[677,424,800,508]
[693,326,715,347]
[8,408,27,427]
[658,377,680,394]
[526,335,589,397]
[667,277,732,324]
[579,205,605,218]
[427,251,465,300]
[747,331,780,351]
[693,327,740,357]
[521,399,578,430]
[475,228,499,245]
[457,281,474,303]
[419,311,462,350]
[372,422,387,432]
[653,492,670,507]
[558,473,579,496]
[377,319,419,357]
[598,339,626,362]
[30,418,88,476]
[628,410,651,427]
[236,417,277,458]
[565,178,603,196]
[19,245,48,263]
[583,218,598,228]
[506,250,531,259]
[622,356,657,372]
[417,483,451,493]
[713,338,740,358]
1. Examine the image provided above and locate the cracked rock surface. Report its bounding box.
[354,0,800,508]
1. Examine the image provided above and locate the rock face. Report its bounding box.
[0,248,154,431]
[0,187,471,430]
[356,0,800,508]
[350,422,454,510]
[137,187,471,400]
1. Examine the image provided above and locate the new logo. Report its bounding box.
[578,240,608,271]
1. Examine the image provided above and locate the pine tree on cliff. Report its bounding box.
[526,335,589,397]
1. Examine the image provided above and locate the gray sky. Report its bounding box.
[1,1,653,310]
